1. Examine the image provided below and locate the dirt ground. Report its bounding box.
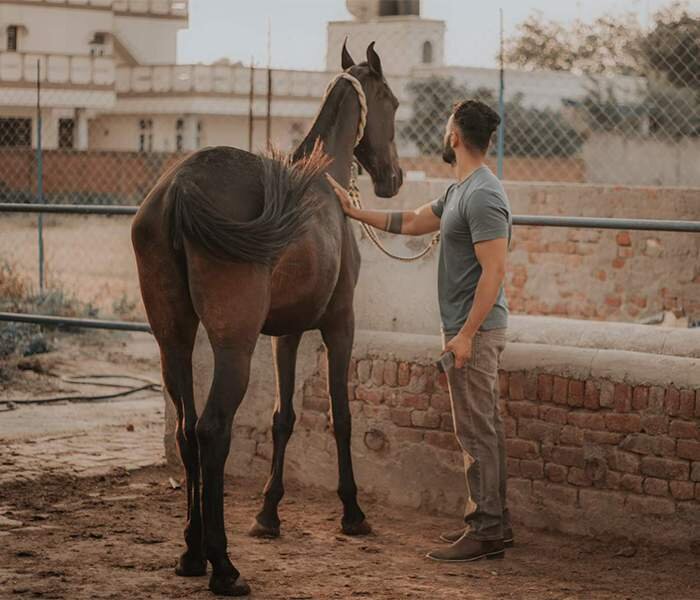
[0,464,698,600]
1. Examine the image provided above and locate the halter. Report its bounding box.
[323,71,439,262]
[321,72,368,147]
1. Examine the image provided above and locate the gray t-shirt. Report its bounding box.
[431,166,512,335]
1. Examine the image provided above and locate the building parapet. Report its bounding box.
[8,0,188,18]
[0,52,115,87]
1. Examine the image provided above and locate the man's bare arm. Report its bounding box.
[325,174,440,236]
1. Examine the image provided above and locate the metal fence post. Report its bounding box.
[497,8,505,179]
[36,59,45,296]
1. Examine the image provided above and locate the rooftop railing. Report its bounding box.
[0,52,115,87]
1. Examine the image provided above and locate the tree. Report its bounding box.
[401,77,584,158]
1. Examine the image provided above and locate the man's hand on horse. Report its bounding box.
[325,173,354,216]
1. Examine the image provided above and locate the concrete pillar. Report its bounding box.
[182,115,198,151]
[75,109,89,150]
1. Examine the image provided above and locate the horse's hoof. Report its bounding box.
[209,574,251,597]
[248,519,280,539]
[175,551,207,577]
[342,519,372,536]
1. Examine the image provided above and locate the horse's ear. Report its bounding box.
[341,38,355,70]
[366,42,383,77]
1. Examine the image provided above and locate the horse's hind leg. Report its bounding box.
[133,223,205,576]
[187,250,270,596]
[249,333,302,538]
[321,313,371,536]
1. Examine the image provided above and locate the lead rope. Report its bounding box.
[348,163,440,262]
[324,72,439,262]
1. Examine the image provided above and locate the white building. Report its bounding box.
[0,0,634,159]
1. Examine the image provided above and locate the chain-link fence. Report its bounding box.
[0,2,698,325]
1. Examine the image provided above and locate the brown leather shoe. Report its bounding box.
[427,535,505,563]
[440,526,514,547]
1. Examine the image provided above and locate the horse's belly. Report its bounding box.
[262,237,340,336]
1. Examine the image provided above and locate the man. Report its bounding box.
[326,99,513,562]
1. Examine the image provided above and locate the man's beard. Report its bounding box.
[442,138,456,165]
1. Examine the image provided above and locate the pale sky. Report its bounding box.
[178,0,698,70]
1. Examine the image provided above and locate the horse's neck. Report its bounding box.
[294,80,360,188]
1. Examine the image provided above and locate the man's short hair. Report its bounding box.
[452,99,501,154]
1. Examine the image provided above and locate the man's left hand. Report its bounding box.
[445,333,473,369]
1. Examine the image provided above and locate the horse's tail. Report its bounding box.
[166,141,331,265]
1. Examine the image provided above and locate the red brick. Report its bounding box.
[303,394,329,412]
[611,257,626,269]
[299,412,328,432]
[643,477,669,496]
[390,408,413,428]
[506,439,540,460]
[665,387,680,416]
[679,390,695,419]
[625,494,675,515]
[669,480,695,500]
[605,471,621,489]
[533,481,578,505]
[347,358,357,380]
[677,439,700,461]
[545,445,584,468]
[400,392,430,410]
[567,412,605,431]
[599,381,615,408]
[440,413,454,432]
[607,449,640,474]
[424,431,460,452]
[383,360,398,387]
[692,462,700,482]
[620,433,675,457]
[383,388,400,406]
[614,383,632,412]
[619,474,643,493]
[507,458,521,477]
[408,364,427,393]
[583,430,624,446]
[568,380,584,407]
[584,382,600,410]
[430,393,451,412]
[669,420,699,440]
[605,413,641,433]
[357,360,371,383]
[632,386,649,411]
[411,410,441,429]
[537,374,553,403]
[640,415,668,435]
[648,386,665,413]
[544,462,568,483]
[641,456,689,480]
[397,362,410,386]
[519,419,561,444]
[560,426,584,446]
[355,386,384,405]
[520,459,544,479]
[508,401,539,420]
[552,377,568,405]
[509,372,526,401]
[504,416,516,437]
[616,231,631,246]
[540,405,569,425]
[568,467,593,487]
[370,359,385,386]
[696,390,700,417]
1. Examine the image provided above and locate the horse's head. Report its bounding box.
[344,41,403,198]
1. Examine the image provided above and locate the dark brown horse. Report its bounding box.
[132,42,402,597]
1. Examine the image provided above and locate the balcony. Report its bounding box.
[112,1,188,17]
[0,52,115,87]
[115,63,330,98]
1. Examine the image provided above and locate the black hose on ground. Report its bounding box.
[0,374,162,408]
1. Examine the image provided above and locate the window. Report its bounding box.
[58,119,75,149]
[139,118,153,152]
[7,25,18,52]
[422,40,433,64]
[196,120,203,148]
[0,118,31,147]
[176,118,184,152]
[90,32,107,57]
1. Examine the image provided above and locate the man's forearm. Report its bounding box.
[459,267,505,338]
[347,207,410,234]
